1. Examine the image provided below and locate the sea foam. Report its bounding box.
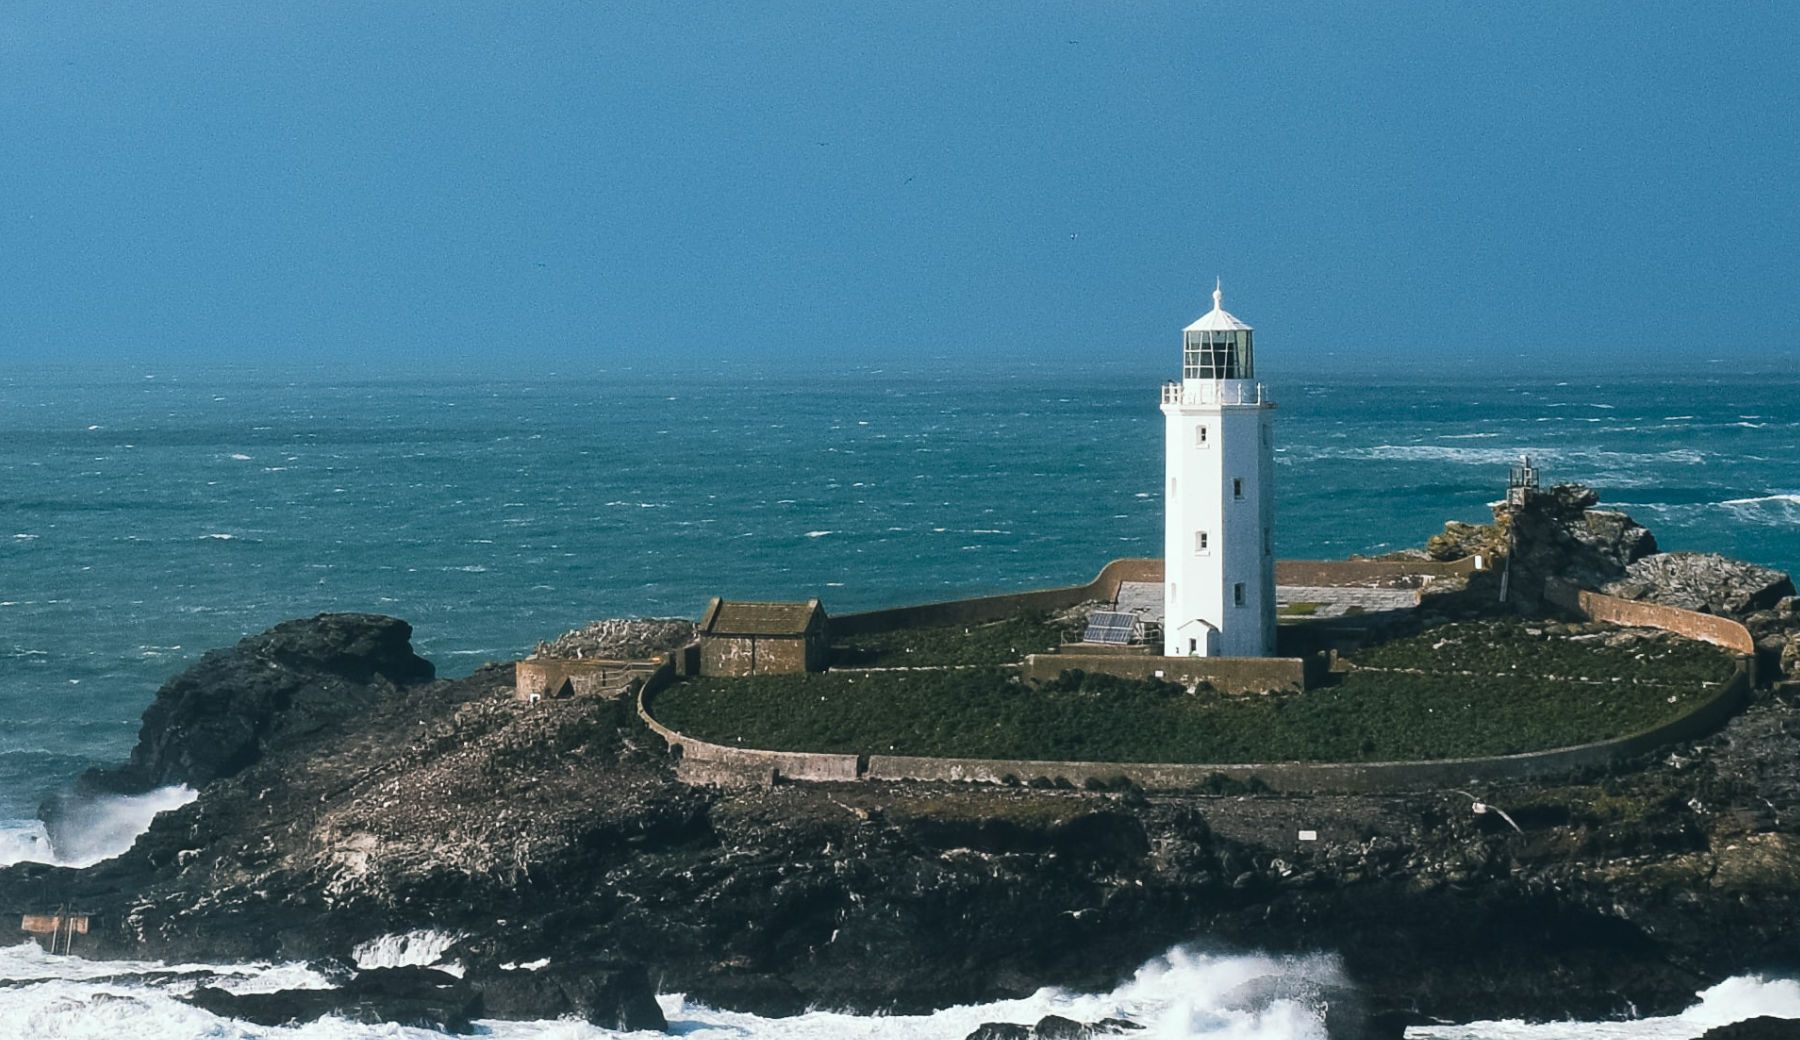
[0,938,1796,1040]
[0,786,197,868]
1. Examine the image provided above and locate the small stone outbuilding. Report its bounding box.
[698,598,828,676]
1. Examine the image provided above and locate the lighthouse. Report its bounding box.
[1161,280,1276,657]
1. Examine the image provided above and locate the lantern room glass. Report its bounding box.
[1183,329,1254,380]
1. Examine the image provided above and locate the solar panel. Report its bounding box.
[1083,610,1138,645]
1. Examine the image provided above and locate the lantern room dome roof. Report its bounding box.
[1183,280,1252,333]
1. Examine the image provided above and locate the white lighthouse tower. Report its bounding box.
[1161,280,1276,658]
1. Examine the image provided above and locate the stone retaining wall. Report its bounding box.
[830,558,1163,636]
[1020,653,1312,693]
[515,657,659,701]
[1546,578,1756,655]
[635,660,862,787]
[639,657,1750,793]
[632,560,1749,793]
[862,662,1748,793]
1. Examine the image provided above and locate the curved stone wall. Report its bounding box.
[830,558,1162,637]
[864,663,1747,793]
[635,565,1754,793]
[1545,578,1755,655]
[639,657,1750,793]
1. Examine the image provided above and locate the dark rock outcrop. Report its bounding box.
[1604,553,1796,617]
[1494,484,1659,609]
[1698,1018,1800,1040]
[1420,484,1658,615]
[966,1016,1143,1040]
[78,613,434,794]
[8,580,1800,1031]
[466,959,666,1030]
[185,967,480,1033]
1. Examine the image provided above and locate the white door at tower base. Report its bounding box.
[1176,619,1221,657]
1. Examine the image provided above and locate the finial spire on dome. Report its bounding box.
[1213,277,1223,311]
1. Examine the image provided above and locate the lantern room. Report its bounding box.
[1182,280,1255,381]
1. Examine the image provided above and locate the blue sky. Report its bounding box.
[1,3,1794,373]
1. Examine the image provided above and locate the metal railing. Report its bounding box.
[1161,381,1269,406]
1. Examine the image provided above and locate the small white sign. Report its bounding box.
[1297,830,1318,842]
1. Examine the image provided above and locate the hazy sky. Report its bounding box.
[2,3,1795,373]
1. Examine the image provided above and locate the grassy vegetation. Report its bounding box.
[653,621,1737,763]
[1345,620,1737,686]
[829,615,1068,667]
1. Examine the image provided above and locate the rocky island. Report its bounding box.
[6,486,1800,1037]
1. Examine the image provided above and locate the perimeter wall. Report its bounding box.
[1545,578,1756,655]
[830,559,1162,636]
[632,559,1748,794]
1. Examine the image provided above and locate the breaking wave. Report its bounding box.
[1719,493,1800,526]
[0,786,197,868]
[0,939,1794,1039]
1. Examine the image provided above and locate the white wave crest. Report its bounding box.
[1718,493,1800,526]
[0,937,1795,1039]
[0,786,197,868]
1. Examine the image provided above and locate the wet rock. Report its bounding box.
[185,967,480,1032]
[965,1017,1143,1040]
[1697,1018,1800,1040]
[69,613,434,795]
[1605,553,1795,617]
[468,958,666,1030]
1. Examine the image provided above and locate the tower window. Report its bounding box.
[1195,425,1209,448]
[1194,530,1209,555]
[1234,583,1246,607]
[1263,527,1272,556]
[1233,478,1244,500]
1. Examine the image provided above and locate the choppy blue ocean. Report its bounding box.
[2,359,1798,1038]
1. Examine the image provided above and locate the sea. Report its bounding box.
[2,358,1798,1038]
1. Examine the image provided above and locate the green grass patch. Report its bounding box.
[652,631,1735,764]
[1279,602,1320,617]
[830,615,1068,667]
[1345,620,1737,686]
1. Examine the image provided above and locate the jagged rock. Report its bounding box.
[1697,1017,1800,1040]
[1437,483,1658,612]
[467,959,666,1031]
[1604,553,1795,617]
[965,1016,1142,1040]
[14,604,1800,1032]
[184,967,480,1032]
[1425,521,1503,562]
[63,613,434,798]
[1782,633,1800,680]
[1582,510,1659,565]
[531,617,696,660]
